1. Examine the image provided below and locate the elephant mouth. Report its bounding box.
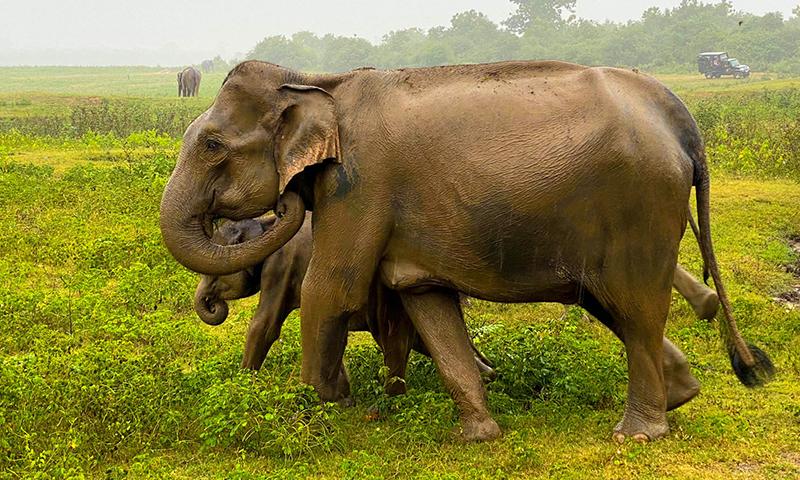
[202,214,216,240]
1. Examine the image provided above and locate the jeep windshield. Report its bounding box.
[729,59,741,67]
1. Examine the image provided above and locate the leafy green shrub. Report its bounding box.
[0,97,205,139]
[195,370,340,457]
[480,309,626,410]
[685,89,800,179]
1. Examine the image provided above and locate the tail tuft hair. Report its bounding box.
[729,343,775,388]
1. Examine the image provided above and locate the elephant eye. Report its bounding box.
[206,139,221,151]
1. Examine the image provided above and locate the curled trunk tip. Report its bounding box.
[194,289,229,326]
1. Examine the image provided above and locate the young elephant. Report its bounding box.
[194,216,494,396]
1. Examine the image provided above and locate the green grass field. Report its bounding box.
[0,67,799,479]
[0,67,226,98]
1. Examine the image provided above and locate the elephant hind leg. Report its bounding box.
[578,287,671,442]
[399,287,500,442]
[368,286,414,396]
[673,264,719,320]
[580,292,700,412]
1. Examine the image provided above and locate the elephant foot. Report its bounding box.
[384,377,407,397]
[314,366,354,405]
[316,384,354,405]
[612,413,669,444]
[459,416,501,442]
[691,290,719,320]
[663,337,701,411]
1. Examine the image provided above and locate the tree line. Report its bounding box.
[243,0,800,74]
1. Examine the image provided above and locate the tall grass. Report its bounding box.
[0,97,207,139]
[685,88,800,178]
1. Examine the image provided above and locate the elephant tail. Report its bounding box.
[693,148,774,388]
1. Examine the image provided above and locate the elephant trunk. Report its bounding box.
[159,175,306,276]
[194,287,229,326]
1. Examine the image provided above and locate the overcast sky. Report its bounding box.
[1,0,796,65]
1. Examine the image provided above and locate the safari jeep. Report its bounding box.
[698,52,751,79]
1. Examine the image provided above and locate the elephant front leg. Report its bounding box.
[241,297,295,370]
[298,204,390,404]
[300,272,375,405]
[399,288,501,442]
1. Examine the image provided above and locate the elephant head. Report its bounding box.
[194,219,265,325]
[160,62,340,275]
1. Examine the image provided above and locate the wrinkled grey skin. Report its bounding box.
[201,60,214,74]
[194,216,495,396]
[177,67,201,97]
[160,60,771,443]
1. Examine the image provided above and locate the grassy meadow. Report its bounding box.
[0,66,799,479]
[0,67,226,98]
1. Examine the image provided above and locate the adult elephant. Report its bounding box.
[160,60,773,442]
[177,67,201,97]
[202,59,214,74]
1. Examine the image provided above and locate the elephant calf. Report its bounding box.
[194,216,494,396]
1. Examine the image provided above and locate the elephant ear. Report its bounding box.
[276,84,341,194]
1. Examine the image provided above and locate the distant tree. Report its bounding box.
[504,0,577,33]
[375,28,427,68]
[241,1,800,75]
[444,10,520,63]
[320,35,375,72]
[413,41,456,67]
[246,35,317,71]
[211,55,229,71]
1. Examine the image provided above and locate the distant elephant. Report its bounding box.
[160,60,774,442]
[194,216,495,396]
[202,59,214,74]
[177,67,201,97]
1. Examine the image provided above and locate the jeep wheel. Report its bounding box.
[734,72,743,79]
[705,73,714,79]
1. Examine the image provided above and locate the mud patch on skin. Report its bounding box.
[774,234,800,308]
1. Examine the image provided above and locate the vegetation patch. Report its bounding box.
[0,75,798,478]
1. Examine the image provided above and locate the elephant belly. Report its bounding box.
[379,163,688,304]
[378,254,581,304]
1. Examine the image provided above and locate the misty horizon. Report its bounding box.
[2,0,797,67]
